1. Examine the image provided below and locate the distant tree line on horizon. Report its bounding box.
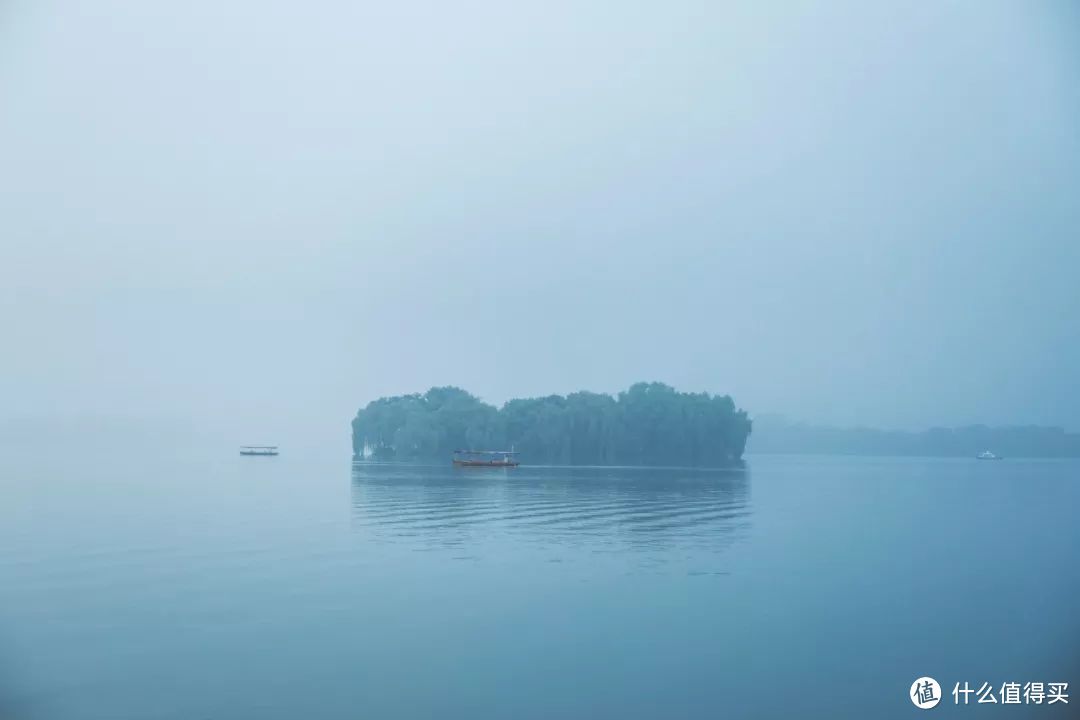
[352,382,752,467]
[749,415,1080,458]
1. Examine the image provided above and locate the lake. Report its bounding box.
[1,444,1077,718]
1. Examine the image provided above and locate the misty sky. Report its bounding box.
[2,0,1079,446]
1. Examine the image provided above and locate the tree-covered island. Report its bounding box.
[352,382,751,467]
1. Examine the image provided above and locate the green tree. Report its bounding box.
[351,382,751,467]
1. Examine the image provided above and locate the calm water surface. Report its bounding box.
[1,443,1077,719]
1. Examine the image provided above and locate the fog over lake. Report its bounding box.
[3,0,1080,448]
[3,3,1080,718]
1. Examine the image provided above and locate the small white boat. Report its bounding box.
[240,445,279,456]
[976,450,1002,460]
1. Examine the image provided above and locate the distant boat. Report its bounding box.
[240,445,279,456]
[452,449,519,467]
[976,450,1002,460]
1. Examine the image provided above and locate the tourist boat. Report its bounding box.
[452,449,519,467]
[240,445,279,456]
[976,450,1002,460]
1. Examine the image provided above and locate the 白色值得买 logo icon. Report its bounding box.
[911,677,941,709]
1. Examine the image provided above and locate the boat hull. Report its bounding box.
[452,460,518,468]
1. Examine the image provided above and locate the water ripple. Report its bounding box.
[350,464,751,554]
